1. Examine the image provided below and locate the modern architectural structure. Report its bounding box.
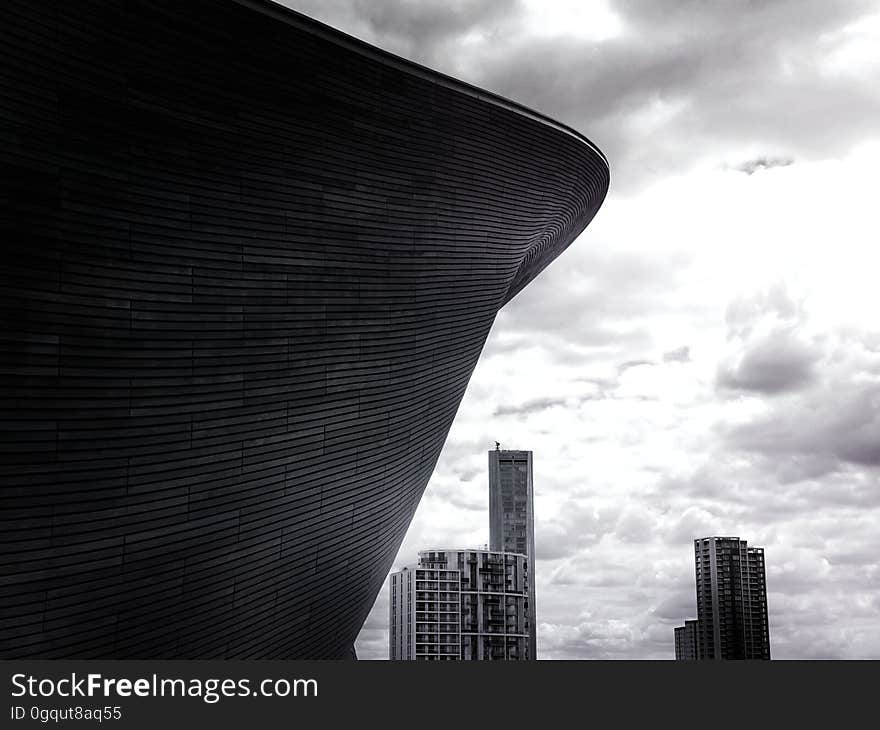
[674,619,698,661]
[390,556,461,660]
[693,537,771,660]
[489,449,537,659]
[390,549,531,660]
[0,0,608,658]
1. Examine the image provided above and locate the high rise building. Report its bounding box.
[674,619,698,660]
[693,537,771,660]
[488,449,537,659]
[390,549,531,660]
[390,556,461,660]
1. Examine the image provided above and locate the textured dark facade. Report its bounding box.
[0,0,609,658]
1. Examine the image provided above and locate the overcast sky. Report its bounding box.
[278,0,880,659]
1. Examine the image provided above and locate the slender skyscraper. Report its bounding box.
[694,537,771,660]
[488,448,536,659]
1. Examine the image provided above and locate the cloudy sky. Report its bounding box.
[278,0,880,659]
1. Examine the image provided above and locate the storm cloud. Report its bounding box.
[289,0,880,191]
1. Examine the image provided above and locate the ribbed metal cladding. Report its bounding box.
[0,0,609,658]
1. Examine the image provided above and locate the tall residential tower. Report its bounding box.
[390,549,531,660]
[488,449,536,659]
[694,537,771,660]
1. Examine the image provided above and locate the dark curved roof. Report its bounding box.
[235,0,610,170]
[0,0,608,658]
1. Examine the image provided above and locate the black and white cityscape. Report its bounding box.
[390,448,538,660]
[385,446,773,661]
[2,0,878,664]
[674,536,771,661]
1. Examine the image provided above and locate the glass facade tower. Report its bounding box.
[488,449,536,659]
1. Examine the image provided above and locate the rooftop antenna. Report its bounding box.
[494,441,501,451]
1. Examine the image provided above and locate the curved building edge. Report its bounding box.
[234,0,610,171]
[0,0,609,658]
